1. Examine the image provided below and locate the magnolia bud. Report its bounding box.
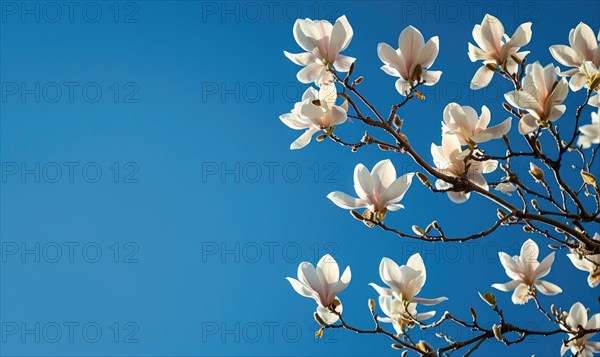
[486,63,499,72]
[378,144,390,151]
[361,132,373,144]
[470,306,477,321]
[523,226,534,233]
[316,134,327,142]
[531,199,539,210]
[492,324,503,341]
[478,291,497,307]
[393,115,403,129]
[391,344,403,350]
[416,172,432,188]
[368,298,376,313]
[529,163,545,182]
[510,53,523,65]
[581,170,597,187]
[412,225,425,235]
[353,76,364,85]
[416,340,434,353]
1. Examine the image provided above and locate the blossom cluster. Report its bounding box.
[280,13,600,356]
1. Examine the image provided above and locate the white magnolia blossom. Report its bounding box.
[495,182,517,196]
[279,85,347,150]
[327,159,414,216]
[505,61,569,135]
[377,25,442,95]
[431,134,498,203]
[370,254,448,306]
[578,108,600,149]
[492,239,562,305]
[560,302,600,357]
[377,295,436,335]
[284,15,355,84]
[442,103,511,145]
[567,233,600,288]
[286,254,351,324]
[468,14,532,89]
[549,22,600,91]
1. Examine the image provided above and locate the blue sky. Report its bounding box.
[1,1,599,356]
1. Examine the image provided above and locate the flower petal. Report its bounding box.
[290,128,319,150]
[535,279,562,296]
[326,191,366,210]
[470,66,494,90]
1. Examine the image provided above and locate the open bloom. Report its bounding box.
[567,233,600,288]
[560,302,600,356]
[549,22,600,91]
[377,25,442,95]
[492,239,562,305]
[286,254,351,324]
[377,295,436,335]
[284,15,355,84]
[442,103,511,145]
[279,85,347,150]
[504,61,569,135]
[578,108,600,149]
[468,14,532,89]
[327,159,414,217]
[431,134,498,203]
[370,254,448,306]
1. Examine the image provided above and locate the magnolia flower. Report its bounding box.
[492,239,562,305]
[377,25,442,95]
[279,85,347,150]
[578,108,600,149]
[327,159,414,217]
[560,302,600,356]
[468,14,532,89]
[284,15,355,84]
[504,61,569,135]
[567,233,600,288]
[286,254,351,324]
[370,254,448,306]
[431,134,498,203]
[549,22,600,91]
[442,103,511,145]
[495,182,516,196]
[377,295,436,335]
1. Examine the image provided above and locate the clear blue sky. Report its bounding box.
[1,1,598,356]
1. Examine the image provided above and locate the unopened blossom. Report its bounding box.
[504,61,569,135]
[279,85,347,150]
[567,233,600,288]
[377,25,442,95]
[560,302,600,356]
[492,239,562,305]
[578,108,600,149]
[286,254,351,324]
[327,159,414,217]
[284,15,355,84]
[550,22,600,91]
[377,295,436,335]
[370,254,447,306]
[468,14,532,89]
[529,162,545,182]
[442,103,511,145]
[431,134,498,203]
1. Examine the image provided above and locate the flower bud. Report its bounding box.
[353,76,364,85]
[393,115,403,129]
[492,324,503,341]
[581,170,597,187]
[361,132,373,144]
[478,291,497,307]
[416,341,434,353]
[412,225,425,235]
[416,172,432,188]
[529,163,545,182]
[368,298,376,313]
[510,53,524,65]
[316,134,327,142]
[531,199,539,210]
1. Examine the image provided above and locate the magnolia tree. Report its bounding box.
[279,14,600,356]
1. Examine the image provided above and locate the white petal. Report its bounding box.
[371,159,397,190]
[535,279,562,296]
[296,62,325,84]
[399,25,425,66]
[511,283,531,305]
[290,128,319,150]
[381,173,414,205]
[447,191,469,203]
[412,296,448,306]
[354,163,374,200]
[333,54,355,72]
[317,254,340,284]
[549,45,583,67]
[395,78,411,96]
[474,117,511,142]
[470,66,494,90]
[326,191,366,210]
[286,277,318,301]
[421,70,442,85]
[534,252,555,279]
[417,36,439,69]
[492,280,521,292]
[369,283,393,296]
[520,239,539,262]
[328,15,353,60]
